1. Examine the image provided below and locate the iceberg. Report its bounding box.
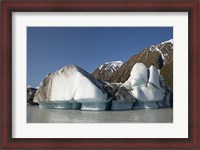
[116,63,166,109]
[109,63,148,110]
[34,65,109,110]
[33,63,171,111]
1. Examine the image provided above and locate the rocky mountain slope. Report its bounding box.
[92,39,173,90]
[92,61,123,81]
[160,60,173,90]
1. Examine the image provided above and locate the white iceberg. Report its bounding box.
[115,63,166,109]
[33,65,109,110]
[109,63,147,110]
[33,63,170,110]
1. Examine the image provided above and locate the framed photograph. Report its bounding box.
[1,0,199,149]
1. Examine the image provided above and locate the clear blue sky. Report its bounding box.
[27,27,173,87]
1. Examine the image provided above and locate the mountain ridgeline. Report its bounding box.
[92,39,173,90]
[92,61,123,81]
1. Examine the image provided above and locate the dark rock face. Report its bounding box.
[157,87,173,108]
[27,87,38,105]
[33,65,112,111]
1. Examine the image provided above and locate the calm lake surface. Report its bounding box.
[27,105,173,123]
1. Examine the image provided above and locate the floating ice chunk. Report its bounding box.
[119,63,165,103]
[33,65,108,103]
[112,63,164,108]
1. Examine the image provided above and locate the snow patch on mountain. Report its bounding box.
[149,39,173,65]
[149,45,156,51]
[155,46,165,63]
[99,61,123,72]
[161,39,174,44]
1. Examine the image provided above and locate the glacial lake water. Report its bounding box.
[27,105,173,123]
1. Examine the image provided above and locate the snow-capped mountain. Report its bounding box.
[92,39,173,90]
[92,61,123,81]
[99,61,123,71]
[148,39,173,66]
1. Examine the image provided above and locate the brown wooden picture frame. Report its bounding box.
[1,0,199,149]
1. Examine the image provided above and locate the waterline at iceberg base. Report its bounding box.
[39,101,82,110]
[39,100,111,111]
[38,100,159,111]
